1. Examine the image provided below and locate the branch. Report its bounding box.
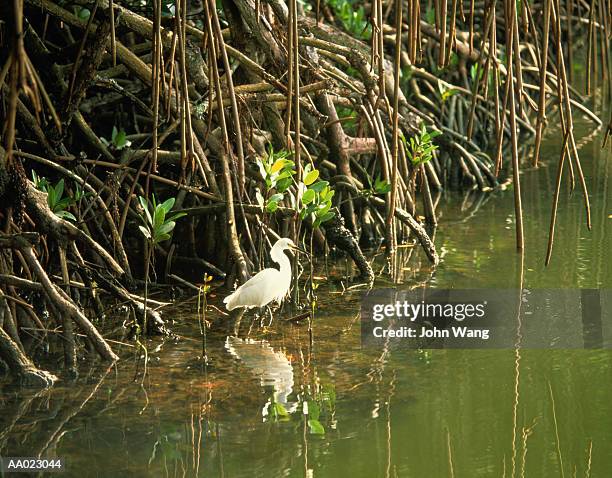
[21,247,119,362]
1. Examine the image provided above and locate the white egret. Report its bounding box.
[223,237,302,311]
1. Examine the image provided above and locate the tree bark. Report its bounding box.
[0,302,57,388]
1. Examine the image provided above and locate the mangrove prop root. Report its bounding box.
[325,212,375,284]
[0,319,57,388]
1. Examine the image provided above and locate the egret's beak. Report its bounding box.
[290,245,310,256]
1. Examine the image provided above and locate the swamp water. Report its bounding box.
[1,113,611,477]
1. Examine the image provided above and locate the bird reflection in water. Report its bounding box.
[224,336,298,418]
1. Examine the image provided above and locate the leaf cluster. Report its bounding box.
[268,382,336,436]
[255,147,336,228]
[401,124,442,168]
[32,172,85,221]
[138,195,186,245]
[101,126,131,151]
[327,0,372,39]
[299,164,335,229]
[255,146,295,213]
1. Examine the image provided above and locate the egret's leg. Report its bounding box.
[247,315,257,336]
[267,306,274,327]
[228,308,245,336]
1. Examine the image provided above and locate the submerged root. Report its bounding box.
[0,325,57,388]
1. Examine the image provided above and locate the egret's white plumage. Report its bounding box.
[223,238,296,311]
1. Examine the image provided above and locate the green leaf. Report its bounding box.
[255,190,265,208]
[155,233,171,244]
[319,211,335,224]
[77,8,90,20]
[166,212,187,222]
[256,158,268,181]
[302,203,317,220]
[153,206,166,230]
[318,202,331,216]
[47,186,57,209]
[55,179,65,201]
[55,210,77,221]
[309,180,329,193]
[160,198,176,214]
[269,193,284,203]
[139,225,151,239]
[303,169,319,186]
[308,419,325,435]
[138,196,153,226]
[73,184,84,201]
[32,171,47,190]
[281,159,295,170]
[157,221,176,236]
[265,193,282,213]
[272,402,290,419]
[54,198,72,212]
[276,177,293,193]
[266,200,279,212]
[322,189,335,202]
[302,188,316,204]
[307,400,320,420]
[374,178,391,194]
[114,129,128,149]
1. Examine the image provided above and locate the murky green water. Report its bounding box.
[1,110,610,477]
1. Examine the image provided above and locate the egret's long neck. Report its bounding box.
[271,248,291,278]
